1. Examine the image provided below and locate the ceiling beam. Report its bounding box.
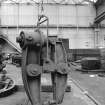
[95,12,105,23]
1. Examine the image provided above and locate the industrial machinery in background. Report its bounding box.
[16,15,69,105]
[11,53,22,67]
[69,48,105,72]
[0,45,16,97]
[11,38,69,67]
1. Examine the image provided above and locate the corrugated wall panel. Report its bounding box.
[0,4,96,26]
[49,28,94,49]
[19,4,38,25]
[0,3,96,49]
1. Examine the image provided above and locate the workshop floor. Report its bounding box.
[70,63,105,105]
[0,63,104,105]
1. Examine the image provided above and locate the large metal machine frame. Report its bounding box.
[16,15,69,105]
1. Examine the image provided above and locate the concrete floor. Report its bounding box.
[70,63,105,105]
[0,62,104,105]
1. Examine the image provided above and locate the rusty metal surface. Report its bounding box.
[17,30,46,49]
[17,28,69,105]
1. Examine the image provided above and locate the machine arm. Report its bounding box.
[16,29,46,105]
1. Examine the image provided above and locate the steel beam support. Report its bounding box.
[95,12,105,23]
[0,25,95,29]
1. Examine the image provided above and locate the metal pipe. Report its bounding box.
[17,3,19,34]
[76,4,79,36]
[57,4,59,35]
[46,17,49,61]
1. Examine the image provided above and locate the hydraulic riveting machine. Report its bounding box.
[16,15,69,105]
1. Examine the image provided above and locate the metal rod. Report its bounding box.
[76,4,79,36]
[17,3,19,34]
